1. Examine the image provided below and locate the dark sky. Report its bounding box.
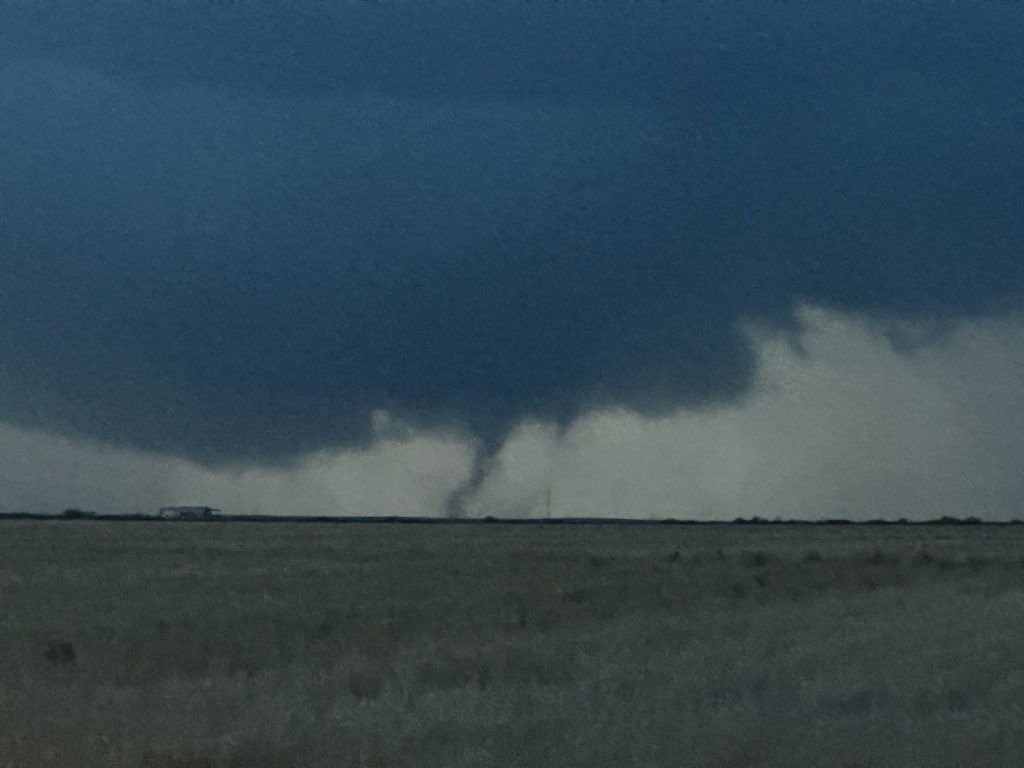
[2,0,1023,468]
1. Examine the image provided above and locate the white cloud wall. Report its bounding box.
[471,305,1024,521]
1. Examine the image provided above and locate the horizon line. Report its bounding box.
[0,511,1012,526]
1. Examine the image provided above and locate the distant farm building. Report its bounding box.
[158,506,220,521]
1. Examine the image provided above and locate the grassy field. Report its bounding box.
[2,521,1024,767]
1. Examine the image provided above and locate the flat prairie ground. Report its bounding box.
[2,521,1024,767]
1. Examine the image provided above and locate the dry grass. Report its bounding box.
[2,521,1024,767]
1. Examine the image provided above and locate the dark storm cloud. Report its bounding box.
[1,0,1023,464]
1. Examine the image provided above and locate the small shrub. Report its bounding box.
[514,603,528,629]
[501,647,576,686]
[348,670,382,700]
[913,551,935,566]
[560,587,587,604]
[835,688,874,716]
[802,550,823,563]
[417,655,498,691]
[43,640,76,666]
[865,550,899,566]
[668,550,681,563]
[746,551,772,568]
[946,688,970,711]
[141,750,215,768]
[476,665,493,690]
[417,659,475,690]
[750,675,769,701]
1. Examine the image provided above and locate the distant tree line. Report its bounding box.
[0,510,1015,525]
[60,508,97,519]
[731,515,993,525]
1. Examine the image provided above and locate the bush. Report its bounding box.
[43,639,76,665]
